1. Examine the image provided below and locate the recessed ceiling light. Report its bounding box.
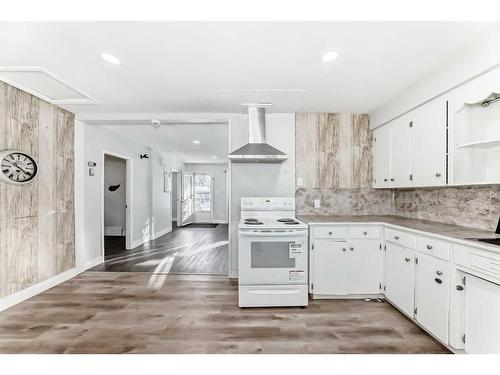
[101,52,121,65]
[321,50,339,63]
[192,140,201,145]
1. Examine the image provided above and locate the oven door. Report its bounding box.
[238,229,308,285]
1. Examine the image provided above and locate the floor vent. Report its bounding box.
[0,67,98,105]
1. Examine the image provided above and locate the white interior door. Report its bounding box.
[180,171,194,226]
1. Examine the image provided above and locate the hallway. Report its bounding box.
[90,223,228,275]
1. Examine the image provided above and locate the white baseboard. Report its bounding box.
[79,256,103,272]
[229,268,238,279]
[130,237,148,249]
[0,268,78,312]
[152,226,172,240]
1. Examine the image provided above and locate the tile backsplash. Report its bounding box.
[296,185,500,231]
[393,185,500,231]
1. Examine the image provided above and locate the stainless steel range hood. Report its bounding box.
[228,104,288,163]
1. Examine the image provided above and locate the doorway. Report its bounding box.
[102,152,131,258]
[193,172,214,223]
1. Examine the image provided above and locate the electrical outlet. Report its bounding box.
[314,199,321,208]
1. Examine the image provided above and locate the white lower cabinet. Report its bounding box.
[311,237,381,296]
[312,240,349,295]
[385,243,415,317]
[415,253,450,343]
[464,275,500,354]
[348,239,382,294]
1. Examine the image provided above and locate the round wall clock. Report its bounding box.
[0,149,38,184]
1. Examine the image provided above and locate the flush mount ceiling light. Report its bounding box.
[211,155,217,159]
[321,50,339,63]
[192,140,201,145]
[101,52,121,65]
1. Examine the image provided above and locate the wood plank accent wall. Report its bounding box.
[295,113,372,189]
[0,81,75,298]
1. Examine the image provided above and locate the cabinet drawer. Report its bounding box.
[385,228,417,248]
[313,226,347,239]
[348,225,381,239]
[417,236,450,261]
[453,244,500,279]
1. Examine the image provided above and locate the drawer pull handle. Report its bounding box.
[384,178,388,182]
[435,172,441,177]
[350,247,354,251]
[456,285,464,291]
[363,231,368,235]
[436,271,443,276]
[426,245,433,250]
[435,278,442,284]
[328,231,333,235]
[390,178,395,182]
[394,235,400,240]
[342,248,346,252]
[405,257,411,262]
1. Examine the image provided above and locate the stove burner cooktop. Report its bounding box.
[277,218,295,222]
[284,221,300,225]
[244,219,263,225]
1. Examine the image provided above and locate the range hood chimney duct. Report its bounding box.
[228,103,288,163]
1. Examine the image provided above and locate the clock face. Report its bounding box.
[0,151,38,184]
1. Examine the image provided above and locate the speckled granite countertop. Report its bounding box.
[297,215,500,248]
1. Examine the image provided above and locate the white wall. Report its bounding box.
[186,163,228,223]
[104,156,127,233]
[371,26,500,128]
[229,113,296,277]
[82,124,155,265]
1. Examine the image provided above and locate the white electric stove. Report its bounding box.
[237,197,309,308]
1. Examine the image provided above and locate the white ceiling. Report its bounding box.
[102,123,229,165]
[0,22,497,115]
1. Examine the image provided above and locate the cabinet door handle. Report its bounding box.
[394,235,400,240]
[456,285,464,291]
[435,278,442,284]
[436,270,443,276]
[384,178,388,182]
[426,245,433,250]
[363,231,368,235]
[342,248,346,252]
[405,257,411,262]
[350,247,354,251]
[328,231,333,235]
[435,172,441,177]
[390,178,395,182]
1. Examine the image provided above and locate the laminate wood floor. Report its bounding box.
[91,223,228,275]
[0,272,450,354]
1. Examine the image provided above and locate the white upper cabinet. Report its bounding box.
[373,125,391,188]
[373,97,446,188]
[410,97,447,186]
[389,115,412,187]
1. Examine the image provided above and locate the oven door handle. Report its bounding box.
[238,230,307,237]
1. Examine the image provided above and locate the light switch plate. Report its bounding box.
[297,177,303,187]
[314,199,321,208]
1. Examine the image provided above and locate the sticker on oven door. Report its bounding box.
[288,270,305,281]
[289,242,303,258]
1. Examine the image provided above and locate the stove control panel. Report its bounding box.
[241,197,295,211]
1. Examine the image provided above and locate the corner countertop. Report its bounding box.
[297,214,500,248]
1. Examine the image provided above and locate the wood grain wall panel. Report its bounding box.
[0,81,75,298]
[351,114,372,188]
[296,112,372,190]
[4,217,39,295]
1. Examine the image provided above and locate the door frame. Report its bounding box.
[101,150,133,262]
[170,169,182,227]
